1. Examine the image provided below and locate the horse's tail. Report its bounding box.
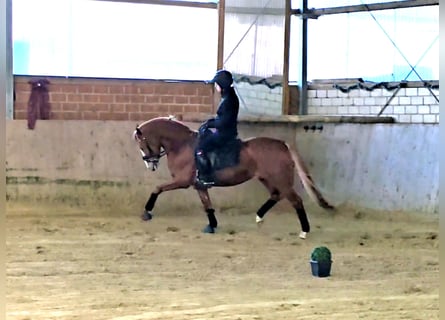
[288,145,335,210]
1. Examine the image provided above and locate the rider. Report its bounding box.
[195,69,240,187]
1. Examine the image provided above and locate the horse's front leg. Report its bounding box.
[196,189,217,234]
[141,179,190,221]
[141,191,158,221]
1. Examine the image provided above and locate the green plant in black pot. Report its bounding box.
[311,246,332,262]
[310,246,332,277]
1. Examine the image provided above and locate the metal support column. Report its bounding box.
[298,0,308,115]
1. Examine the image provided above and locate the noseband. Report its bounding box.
[140,149,166,171]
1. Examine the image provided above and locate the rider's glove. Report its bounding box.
[205,118,215,127]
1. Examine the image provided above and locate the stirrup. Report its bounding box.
[195,177,215,189]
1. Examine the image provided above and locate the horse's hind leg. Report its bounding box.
[255,179,282,225]
[197,189,217,234]
[255,189,281,225]
[285,189,310,239]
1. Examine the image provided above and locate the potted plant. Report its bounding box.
[310,246,332,277]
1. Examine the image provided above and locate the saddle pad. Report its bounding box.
[208,139,242,171]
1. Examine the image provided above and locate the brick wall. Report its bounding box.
[307,81,439,124]
[14,76,439,124]
[14,76,214,121]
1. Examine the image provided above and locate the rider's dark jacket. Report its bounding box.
[206,86,239,138]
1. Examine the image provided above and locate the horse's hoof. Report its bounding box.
[299,231,307,239]
[141,211,153,221]
[256,215,264,225]
[202,225,215,234]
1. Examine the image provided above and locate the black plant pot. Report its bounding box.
[310,260,332,277]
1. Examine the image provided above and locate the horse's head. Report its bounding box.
[133,116,194,171]
[133,124,165,171]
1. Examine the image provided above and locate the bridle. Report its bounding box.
[139,146,166,171]
[134,127,166,171]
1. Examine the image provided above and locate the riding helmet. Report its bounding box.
[207,69,233,89]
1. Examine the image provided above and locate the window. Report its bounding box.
[13,0,218,80]
[289,3,438,82]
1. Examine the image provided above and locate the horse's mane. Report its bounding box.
[137,116,195,141]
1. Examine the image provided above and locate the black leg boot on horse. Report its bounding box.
[195,150,215,189]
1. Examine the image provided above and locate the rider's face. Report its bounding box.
[215,83,222,93]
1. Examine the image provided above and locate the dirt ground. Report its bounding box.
[6,201,438,320]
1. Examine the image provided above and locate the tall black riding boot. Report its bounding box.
[195,151,214,188]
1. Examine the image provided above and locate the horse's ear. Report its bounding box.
[133,126,143,142]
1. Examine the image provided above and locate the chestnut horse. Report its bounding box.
[133,116,334,239]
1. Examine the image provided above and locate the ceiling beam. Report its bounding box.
[291,0,438,18]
